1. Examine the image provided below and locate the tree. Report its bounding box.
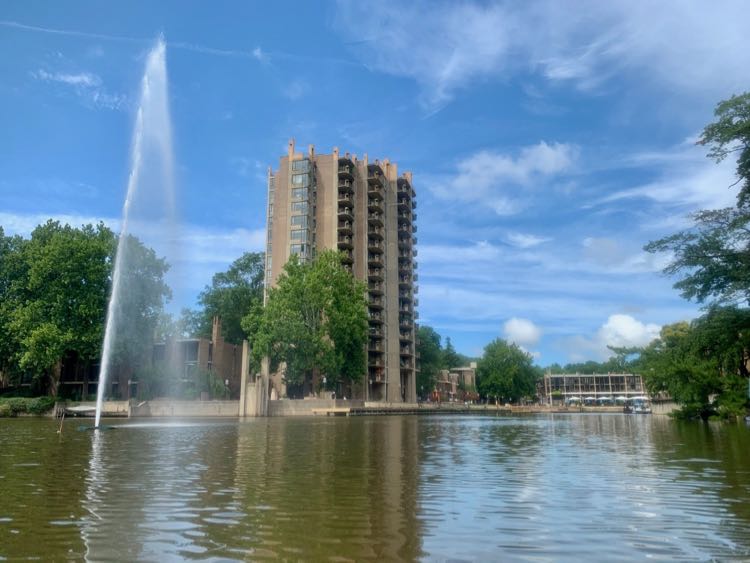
[416,325,443,398]
[196,252,264,343]
[645,92,750,306]
[638,314,749,420]
[442,337,461,369]
[248,250,368,394]
[476,339,539,403]
[0,221,170,393]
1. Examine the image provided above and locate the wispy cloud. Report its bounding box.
[334,0,750,109]
[430,142,578,215]
[563,314,661,362]
[506,232,552,249]
[31,68,126,110]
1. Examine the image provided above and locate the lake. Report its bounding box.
[1,414,749,561]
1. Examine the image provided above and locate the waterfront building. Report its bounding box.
[264,140,418,402]
[538,373,647,404]
[433,363,478,402]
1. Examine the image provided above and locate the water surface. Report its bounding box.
[1,414,748,561]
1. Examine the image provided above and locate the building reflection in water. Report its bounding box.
[78,417,422,561]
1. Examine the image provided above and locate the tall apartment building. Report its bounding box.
[264,140,418,402]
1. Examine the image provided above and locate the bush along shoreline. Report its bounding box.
[0,397,56,417]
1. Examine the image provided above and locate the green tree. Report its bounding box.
[416,325,443,398]
[247,250,368,393]
[476,339,539,403]
[645,92,750,306]
[196,252,264,343]
[639,314,749,420]
[442,336,460,369]
[0,221,170,393]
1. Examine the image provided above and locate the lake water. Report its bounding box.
[1,414,749,561]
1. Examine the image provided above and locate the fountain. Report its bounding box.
[95,37,175,428]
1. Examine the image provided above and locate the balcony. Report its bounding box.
[400,346,412,356]
[368,253,383,266]
[398,237,412,250]
[369,358,384,368]
[412,223,418,233]
[399,330,412,341]
[368,268,384,281]
[397,198,410,210]
[338,206,353,220]
[338,220,353,235]
[369,312,383,324]
[369,296,384,309]
[400,358,414,369]
[398,225,412,238]
[369,281,384,295]
[368,212,383,226]
[368,196,383,212]
[399,317,413,328]
[338,160,354,179]
[368,239,384,253]
[399,290,412,302]
[337,235,353,249]
[338,179,354,193]
[399,275,412,288]
[368,341,383,352]
[368,226,384,240]
[338,194,354,208]
[369,326,383,338]
[413,247,418,257]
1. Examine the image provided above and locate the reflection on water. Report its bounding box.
[0,415,748,561]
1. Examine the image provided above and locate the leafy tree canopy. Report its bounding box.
[416,325,442,397]
[246,250,368,390]
[0,221,170,391]
[193,252,264,344]
[645,92,750,306]
[476,339,540,402]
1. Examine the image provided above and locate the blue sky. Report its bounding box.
[1,1,749,365]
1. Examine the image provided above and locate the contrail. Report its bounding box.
[0,19,362,67]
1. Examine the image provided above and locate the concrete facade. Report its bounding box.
[265,141,418,403]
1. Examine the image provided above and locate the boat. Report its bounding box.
[632,396,652,414]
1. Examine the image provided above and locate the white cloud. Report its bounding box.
[33,69,101,87]
[430,141,577,215]
[335,0,750,108]
[565,314,661,361]
[506,232,551,249]
[503,318,542,347]
[32,67,126,110]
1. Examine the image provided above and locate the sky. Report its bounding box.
[1,1,749,365]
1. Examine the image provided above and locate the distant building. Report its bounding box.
[264,140,418,402]
[151,317,243,399]
[538,373,647,404]
[56,317,242,400]
[433,363,478,402]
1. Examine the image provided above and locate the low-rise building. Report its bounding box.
[433,363,478,402]
[538,373,647,404]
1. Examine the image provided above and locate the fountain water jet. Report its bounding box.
[95,37,175,428]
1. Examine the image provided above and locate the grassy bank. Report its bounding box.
[0,397,56,417]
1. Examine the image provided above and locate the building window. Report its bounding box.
[292,159,310,172]
[290,244,306,255]
[291,215,308,228]
[291,188,308,201]
[292,173,310,187]
[290,230,307,242]
[291,201,308,214]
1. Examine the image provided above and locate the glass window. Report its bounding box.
[292,159,310,172]
[292,173,309,187]
[291,201,308,214]
[290,244,306,255]
[290,230,307,242]
[291,188,308,201]
[291,215,308,228]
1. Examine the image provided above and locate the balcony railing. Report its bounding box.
[337,235,353,248]
[368,212,383,225]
